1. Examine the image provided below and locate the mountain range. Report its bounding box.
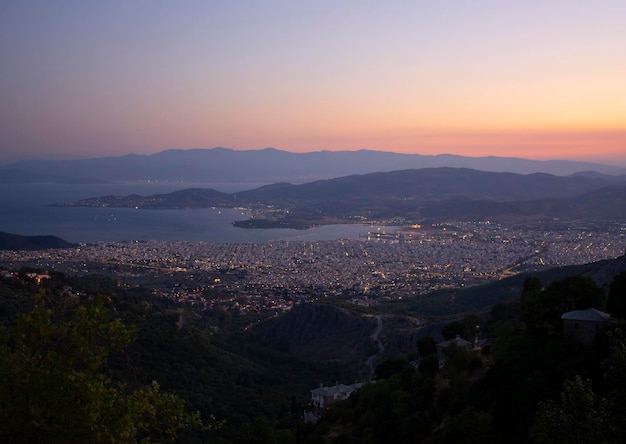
[2,147,626,184]
[61,167,626,227]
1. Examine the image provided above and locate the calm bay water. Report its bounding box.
[0,183,382,244]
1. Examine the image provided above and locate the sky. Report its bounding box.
[1,0,626,165]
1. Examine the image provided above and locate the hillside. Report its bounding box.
[0,231,76,250]
[0,271,336,440]
[253,255,626,370]
[378,254,626,317]
[2,251,626,441]
[59,167,626,227]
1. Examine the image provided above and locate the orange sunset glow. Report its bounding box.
[1,1,625,165]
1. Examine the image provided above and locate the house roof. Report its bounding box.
[561,308,610,322]
[311,383,363,397]
[436,335,473,349]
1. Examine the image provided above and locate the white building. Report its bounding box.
[310,382,364,409]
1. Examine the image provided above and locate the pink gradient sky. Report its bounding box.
[1,1,625,165]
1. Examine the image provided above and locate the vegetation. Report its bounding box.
[0,271,336,442]
[607,270,626,318]
[531,328,626,443]
[295,274,626,443]
[2,266,626,442]
[0,294,206,443]
[377,257,624,317]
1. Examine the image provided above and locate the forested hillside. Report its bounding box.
[297,273,626,443]
[1,266,626,442]
[0,270,336,442]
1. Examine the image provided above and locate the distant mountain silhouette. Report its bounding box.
[417,185,626,221]
[237,167,622,200]
[61,167,626,226]
[0,231,76,251]
[4,147,625,183]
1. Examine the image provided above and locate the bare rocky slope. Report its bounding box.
[256,304,445,379]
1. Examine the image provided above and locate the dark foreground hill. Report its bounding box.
[255,256,626,443]
[255,254,626,365]
[0,231,76,250]
[0,271,336,441]
[3,251,626,442]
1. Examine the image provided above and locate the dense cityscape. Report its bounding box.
[2,221,624,314]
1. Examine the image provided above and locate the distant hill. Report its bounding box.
[4,147,625,183]
[237,167,623,200]
[417,184,626,221]
[60,167,626,226]
[0,231,76,250]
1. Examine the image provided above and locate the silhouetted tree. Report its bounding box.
[236,416,281,444]
[601,328,626,439]
[532,375,609,444]
[0,294,206,443]
[434,407,496,444]
[523,276,542,295]
[544,275,604,313]
[490,301,517,324]
[375,357,410,380]
[606,270,626,318]
[442,321,467,340]
[520,275,604,337]
[417,335,437,357]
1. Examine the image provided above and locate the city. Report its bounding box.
[2,221,624,315]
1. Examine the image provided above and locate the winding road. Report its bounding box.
[366,315,384,379]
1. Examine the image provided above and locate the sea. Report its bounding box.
[0,182,388,244]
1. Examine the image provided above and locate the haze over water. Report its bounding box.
[0,183,385,244]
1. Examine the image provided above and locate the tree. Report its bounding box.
[520,276,604,337]
[600,328,626,439]
[606,270,626,318]
[375,357,410,380]
[530,328,626,443]
[442,321,467,340]
[519,277,545,334]
[236,416,282,444]
[417,335,437,357]
[543,275,604,314]
[522,276,542,296]
[531,375,609,444]
[0,295,207,443]
[434,407,496,444]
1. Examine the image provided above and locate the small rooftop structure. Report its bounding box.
[437,335,473,350]
[561,308,610,323]
[561,308,610,345]
[306,382,365,424]
[310,382,364,409]
[436,335,474,368]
